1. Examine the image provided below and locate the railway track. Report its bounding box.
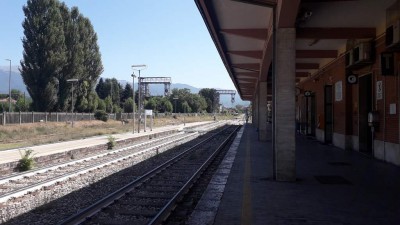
[59,125,240,225]
[0,122,225,204]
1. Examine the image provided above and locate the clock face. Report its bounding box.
[304,91,311,97]
[347,75,357,84]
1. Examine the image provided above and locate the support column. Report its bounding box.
[252,100,256,125]
[258,81,268,141]
[254,95,259,128]
[274,28,296,181]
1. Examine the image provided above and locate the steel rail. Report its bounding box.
[58,126,233,225]
[148,125,241,225]
[0,132,185,184]
[0,132,197,203]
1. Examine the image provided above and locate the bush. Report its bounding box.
[107,135,116,150]
[94,110,108,122]
[18,149,35,171]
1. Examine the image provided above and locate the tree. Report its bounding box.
[104,96,113,113]
[11,89,23,101]
[97,99,106,111]
[21,0,103,112]
[123,97,134,113]
[15,97,30,112]
[113,104,121,113]
[199,88,218,113]
[121,83,133,105]
[161,97,172,113]
[20,0,67,111]
[95,78,107,99]
[86,92,99,112]
[189,94,207,113]
[182,101,191,113]
[145,98,157,111]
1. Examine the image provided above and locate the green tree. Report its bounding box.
[20,0,67,111]
[121,83,133,105]
[189,94,207,113]
[113,104,121,113]
[86,92,99,112]
[182,101,191,113]
[199,88,218,113]
[156,97,173,113]
[95,78,107,99]
[21,0,103,112]
[104,95,113,113]
[97,98,106,111]
[15,97,30,112]
[162,98,173,113]
[123,97,134,113]
[11,89,23,101]
[145,98,157,111]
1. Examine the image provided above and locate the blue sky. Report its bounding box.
[0,0,237,91]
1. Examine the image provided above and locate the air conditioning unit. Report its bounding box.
[386,20,400,48]
[352,42,372,65]
[345,51,353,68]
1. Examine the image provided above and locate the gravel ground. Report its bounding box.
[1,133,207,224]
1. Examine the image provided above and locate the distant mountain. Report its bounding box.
[0,69,28,94]
[0,72,249,107]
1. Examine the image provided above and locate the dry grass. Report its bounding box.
[0,114,234,151]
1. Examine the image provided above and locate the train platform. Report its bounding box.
[189,123,400,225]
[0,121,212,165]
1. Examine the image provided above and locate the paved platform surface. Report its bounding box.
[0,121,212,164]
[190,123,400,225]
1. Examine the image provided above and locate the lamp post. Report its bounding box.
[5,59,11,112]
[131,64,147,133]
[67,78,78,127]
[131,72,136,134]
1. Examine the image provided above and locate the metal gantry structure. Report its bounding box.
[214,90,236,112]
[138,76,172,108]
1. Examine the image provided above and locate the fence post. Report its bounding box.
[45,112,48,123]
[2,112,5,125]
[32,111,34,123]
[56,112,58,122]
[19,111,21,125]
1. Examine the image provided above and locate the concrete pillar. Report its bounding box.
[274,28,296,181]
[254,95,259,128]
[251,101,255,124]
[258,81,268,141]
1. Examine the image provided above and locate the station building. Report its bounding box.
[195,0,400,181]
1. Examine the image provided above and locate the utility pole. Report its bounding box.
[67,79,78,127]
[131,72,136,134]
[131,64,147,133]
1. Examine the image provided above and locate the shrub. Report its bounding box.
[94,110,108,122]
[107,135,116,150]
[18,149,35,171]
